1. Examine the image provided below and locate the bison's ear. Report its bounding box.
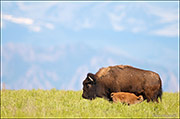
[137,95,143,100]
[87,73,96,83]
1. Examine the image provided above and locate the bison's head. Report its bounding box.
[82,73,97,100]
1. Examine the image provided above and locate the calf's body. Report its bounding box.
[111,92,144,105]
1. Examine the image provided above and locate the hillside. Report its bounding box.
[1,89,179,118]
[2,43,178,92]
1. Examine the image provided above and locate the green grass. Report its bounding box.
[1,89,179,118]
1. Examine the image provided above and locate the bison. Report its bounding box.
[111,92,144,105]
[82,65,162,102]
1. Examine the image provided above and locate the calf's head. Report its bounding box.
[137,95,144,102]
[82,73,97,100]
[133,95,144,104]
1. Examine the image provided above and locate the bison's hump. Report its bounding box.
[95,67,110,78]
[95,65,132,78]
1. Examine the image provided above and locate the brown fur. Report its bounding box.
[111,92,144,105]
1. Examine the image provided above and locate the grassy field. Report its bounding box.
[1,89,179,118]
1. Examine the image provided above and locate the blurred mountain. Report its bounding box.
[2,43,178,92]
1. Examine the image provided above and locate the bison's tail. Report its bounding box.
[157,77,163,102]
[157,87,162,102]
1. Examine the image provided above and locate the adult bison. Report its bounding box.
[82,65,162,102]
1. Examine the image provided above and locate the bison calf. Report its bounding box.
[111,92,144,105]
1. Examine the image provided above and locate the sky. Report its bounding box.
[1,1,179,92]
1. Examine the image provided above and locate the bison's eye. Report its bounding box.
[86,83,92,89]
[86,83,90,88]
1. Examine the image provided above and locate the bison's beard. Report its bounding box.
[82,93,96,100]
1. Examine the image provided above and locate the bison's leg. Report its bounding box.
[151,90,160,103]
[144,90,153,103]
[145,87,160,102]
[155,98,159,103]
[150,95,156,102]
[147,98,151,102]
[152,94,159,103]
[147,94,159,103]
[153,92,159,103]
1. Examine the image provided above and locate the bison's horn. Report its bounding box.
[88,76,94,82]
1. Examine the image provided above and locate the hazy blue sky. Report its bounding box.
[1,2,179,92]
